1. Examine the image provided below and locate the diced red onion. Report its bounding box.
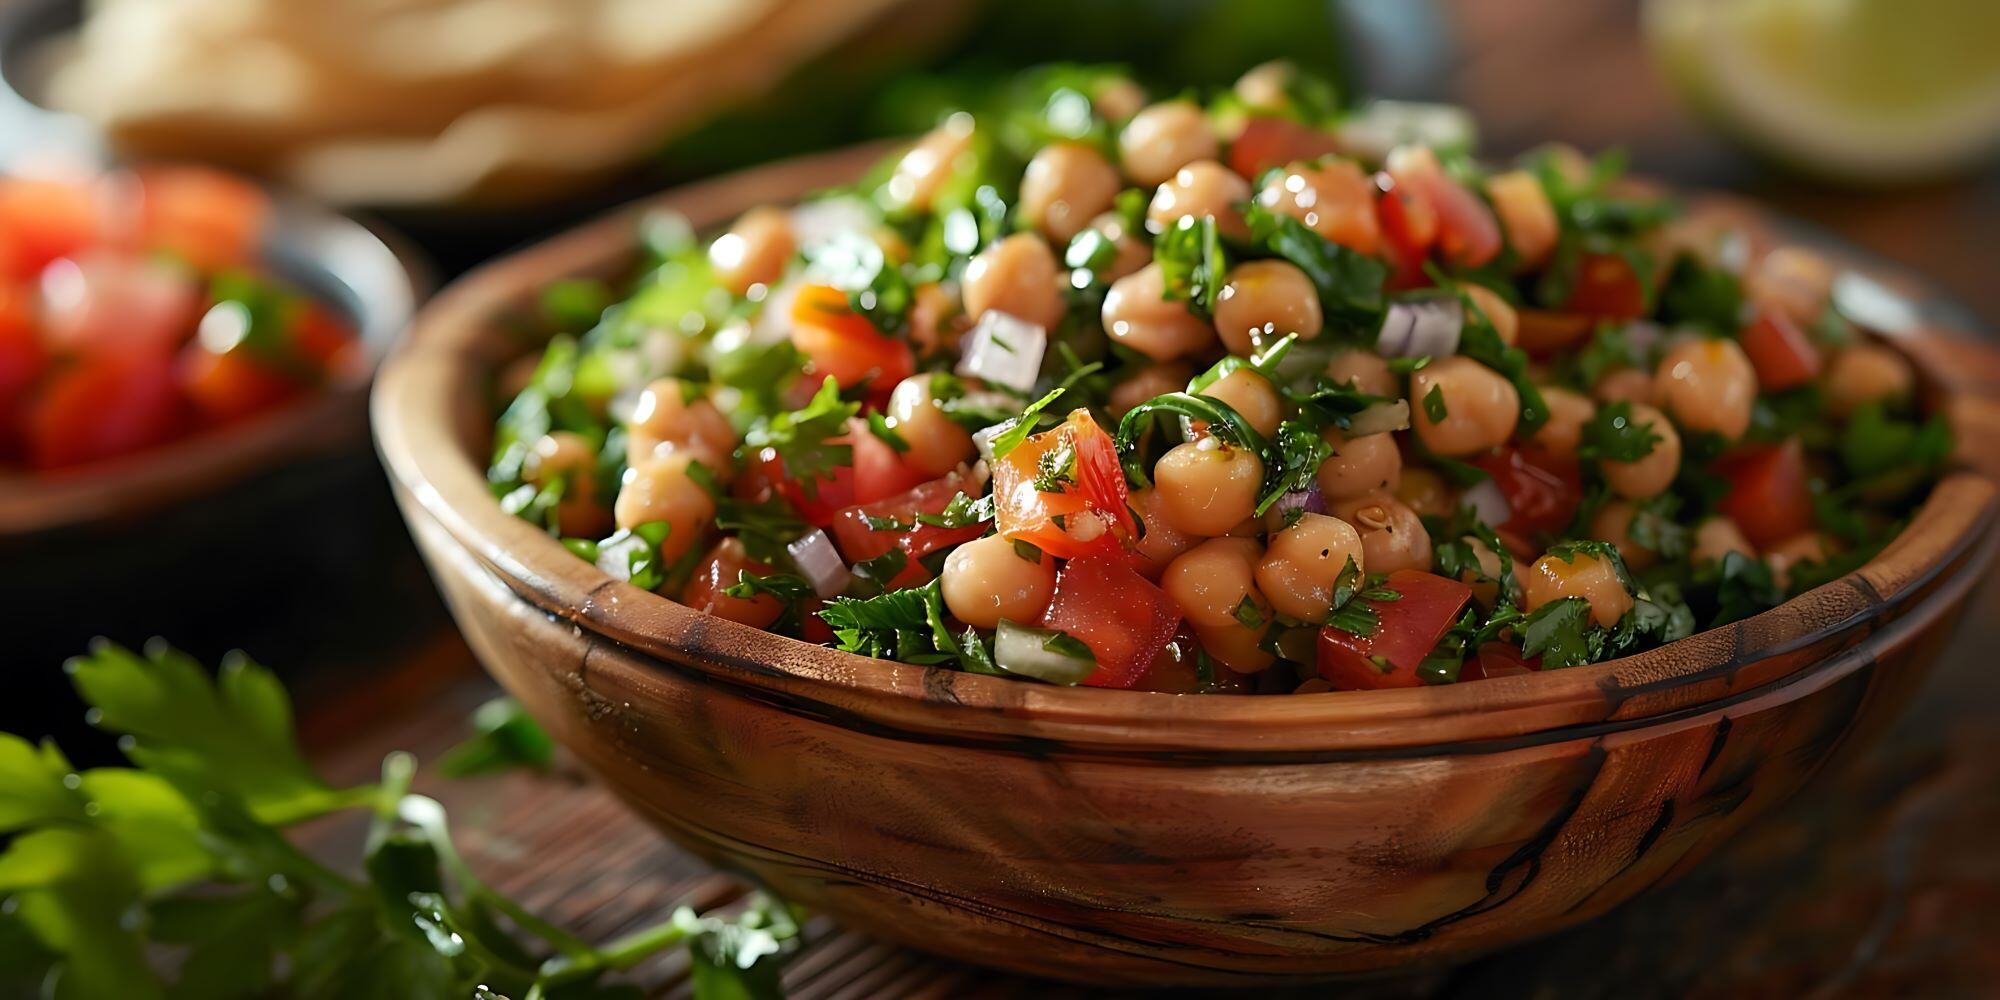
[1376,298,1463,358]
[1269,484,1326,521]
[956,310,1048,392]
[788,529,853,598]
[1461,478,1512,528]
[1622,320,1664,356]
[1345,399,1410,437]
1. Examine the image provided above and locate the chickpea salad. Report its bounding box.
[487,63,1949,694]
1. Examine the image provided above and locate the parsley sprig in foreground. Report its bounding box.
[0,643,799,999]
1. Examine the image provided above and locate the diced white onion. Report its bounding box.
[1346,398,1411,437]
[1335,101,1478,164]
[1376,298,1463,358]
[972,421,1012,464]
[1462,478,1512,528]
[1833,271,1920,337]
[594,533,650,583]
[788,529,853,598]
[788,196,877,255]
[956,311,1048,393]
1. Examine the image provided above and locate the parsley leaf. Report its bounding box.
[984,362,1104,461]
[1033,439,1078,492]
[437,699,555,779]
[714,495,809,565]
[1244,201,1388,331]
[745,376,859,497]
[1153,215,1229,315]
[819,579,962,665]
[1579,400,1662,463]
[866,410,911,453]
[1657,254,1745,333]
[1518,597,1596,669]
[1422,384,1449,423]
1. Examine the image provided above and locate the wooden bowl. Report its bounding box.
[374,145,2000,986]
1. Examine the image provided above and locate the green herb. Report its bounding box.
[1041,631,1096,661]
[1152,215,1229,314]
[1011,539,1044,563]
[744,377,859,497]
[489,337,604,486]
[539,278,614,333]
[866,410,911,453]
[806,229,912,334]
[985,362,1104,461]
[1434,270,1549,432]
[437,698,555,779]
[597,521,676,592]
[819,579,964,666]
[853,548,911,586]
[1113,392,1270,487]
[723,571,815,603]
[1255,419,1334,516]
[1232,597,1266,630]
[1701,550,1784,626]
[917,492,995,529]
[1657,254,1744,333]
[1579,400,1662,463]
[1,643,801,999]
[1033,440,1078,492]
[714,495,809,565]
[1322,559,1391,637]
[1244,201,1388,331]
[1841,402,1951,483]
[1518,597,1596,669]
[1064,226,1120,276]
[1625,494,1691,561]
[1564,324,1645,390]
[1422,384,1449,423]
[1187,334,1298,395]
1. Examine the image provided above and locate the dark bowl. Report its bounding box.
[375,146,2000,985]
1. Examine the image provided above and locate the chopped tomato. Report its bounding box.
[0,177,98,281]
[1739,311,1822,392]
[178,343,300,424]
[27,350,185,469]
[1561,252,1648,320]
[38,253,199,356]
[1472,446,1582,541]
[1227,117,1342,180]
[1041,553,1183,689]
[993,409,1134,560]
[1386,146,1500,269]
[0,282,39,400]
[847,416,929,504]
[291,301,359,374]
[1515,309,1595,357]
[1717,439,1814,549]
[1465,641,1541,681]
[1317,570,1472,690]
[790,284,914,391]
[830,467,988,567]
[1373,171,1436,291]
[133,166,270,272]
[747,449,854,527]
[681,539,785,629]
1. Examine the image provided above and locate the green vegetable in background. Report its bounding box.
[0,643,800,999]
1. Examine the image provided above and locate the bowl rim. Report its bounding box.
[373,142,2000,752]
[0,184,425,537]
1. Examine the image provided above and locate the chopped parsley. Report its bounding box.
[1579,400,1662,463]
[1244,201,1388,331]
[744,376,858,497]
[1422,384,1449,423]
[1152,214,1229,315]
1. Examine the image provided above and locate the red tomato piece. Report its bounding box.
[38,253,199,357]
[830,467,988,566]
[847,416,929,505]
[1041,553,1183,689]
[289,301,359,375]
[0,177,98,281]
[178,343,301,424]
[0,282,41,400]
[1471,446,1583,541]
[1227,117,1342,180]
[993,409,1134,560]
[1387,147,1500,269]
[1716,439,1814,549]
[27,350,186,469]
[1739,311,1823,392]
[1317,570,1473,690]
[790,284,914,391]
[1515,308,1596,358]
[132,166,270,273]
[1561,252,1648,320]
[1373,172,1436,291]
[680,540,785,629]
[1464,641,1541,682]
[748,448,854,528]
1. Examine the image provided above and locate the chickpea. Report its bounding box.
[1020,142,1123,245]
[1462,284,1518,346]
[1119,100,1219,187]
[1331,493,1432,574]
[1823,343,1915,418]
[1212,259,1323,357]
[1153,438,1265,536]
[1654,337,1757,440]
[1093,77,1147,123]
[1316,428,1402,501]
[1161,537,1265,629]
[708,206,794,296]
[1256,512,1367,621]
[1455,535,1512,608]
[1411,356,1520,458]
[1130,486,1197,576]
[1601,403,1681,500]
[887,374,975,477]
[940,533,1059,629]
[1325,349,1397,396]
[1147,160,1251,240]
[1534,386,1596,459]
[1108,361,1193,418]
[524,431,611,538]
[1255,159,1381,255]
[1746,246,1834,327]
[614,453,716,564]
[1589,500,1657,572]
[887,114,976,211]
[684,539,782,629]
[1102,263,1216,361]
[1197,368,1282,438]
[1395,466,1454,519]
[1234,60,1294,110]
[1593,368,1653,406]
[907,281,966,356]
[962,233,1065,331]
[1766,532,1833,592]
[1485,170,1558,270]
[1079,211,1152,282]
[1692,517,1755,566]
[1522,549,1633,628]
[1196,623,1277,675]
[627,378,737,473]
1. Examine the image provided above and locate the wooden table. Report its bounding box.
[287,1,1997,995]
